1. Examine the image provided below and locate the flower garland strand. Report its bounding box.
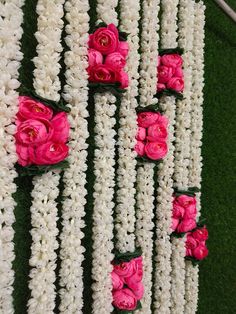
[135,1,160,313]
[90,1,118,313]
[170,1,195,313]
[0,1,24,312]
[58,1,90,313]
[185,3,206,314]
[153,1,179,313]
[27,1,65,313]
[115,0,141,254]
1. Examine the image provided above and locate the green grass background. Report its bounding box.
[11,0,236,313]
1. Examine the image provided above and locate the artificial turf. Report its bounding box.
[10,0,236,313]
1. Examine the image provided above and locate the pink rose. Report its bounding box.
[157,56,161,67]
[125,279,144,300]
[193,244,209,260]
[161,54,183,68]
[89,24,119,55]
[111,271,124,290]
[88,64,118,84]
[137,112,160,128]
[167,77,184,92]
[192,226,208,242]
[135,127,146,141]
[177,219,196,233]
[158,65,174,84]
[172,203,185,219]
[112,288,137,311]
[171,218,179,231]
[174,66,183,78]
[16,144,31,166]
[147,123,168,142]
[29,141,69,165]
[18,96,53,121]
[113,261,135,278]
[118,70,129,89]
[51,112,70,143]
[117,41,129,58]
[174,195,197,219]
[145,141,168,160]
[105,52,126,70]
[15,119,53,146]
[131,257,143,281]
[88,48,103,67]
[134,141,145,156]
[157,83,166,92]
[185,234,198,257]
[157,114,169,128]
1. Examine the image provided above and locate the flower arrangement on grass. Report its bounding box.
[135,111,168,161]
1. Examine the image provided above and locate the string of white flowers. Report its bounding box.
[170,1,195,313]
[153,1,179,313]
[135,1,160,313]
[58,1,90,313]
[91,2,118,313]
[185,3,205,314]
[115,0,141,254]
[0,1,24,313]
[27,1,65,313]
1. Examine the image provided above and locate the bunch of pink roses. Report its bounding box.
[157,54,184,93]
[15,96,70,166]
[87,23,129,89]
[171,195,197,233]
[111,257,144,311]
[185,226,209,260]
[135,111,168,161]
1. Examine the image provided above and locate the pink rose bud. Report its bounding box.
[118,70,129,89]
[51,112,70,143]
[88,64,118,84]
[147,123,168,142]
[135,127,146,141]
[174,195,197,219]
[192,226,208,242]
[29,141,69,165]
[117,41,129,58]
[174,66,184,78]
[113,261,135,278]
[185,234,198,256]
[16,144,31,166]
[105,52,126,70]
[161,54,183,68]
[158,65,174,84]
[156,83,166,92]
[145,141,168,160]
[177,218,196,233]
[193,244,209,260]
[18,96,53,121]
[125,279,144,300]
[171,217,179,231]
[88,48,103,67]
[111,271,124,290]
[89,23,119,55]
[112,288,137,311]
[137,112,160,128]
[15,119,53,146]
[167,77,184,93]
[134,141,145,157]
[172,203,185,219]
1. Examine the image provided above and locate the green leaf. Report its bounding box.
[15,160,69,177]
[136,104,162,113]
[159,47,184,56]
[155,89,184,100]
[174,186,200,197]
[88,82,126,97]
[171,231,186,238]
[113,248,142,264]
[19,86,71,113]
[136,156,163,165]
[185,256,202,266]
[119,31,129,41]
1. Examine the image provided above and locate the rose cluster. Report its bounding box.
[111,257,144,311]
[135,112,168,160]
[171,195,197,233]
[15,96,70,166]
[87,23,129,89]
[185,226,209,260]
[157,54,184,93]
